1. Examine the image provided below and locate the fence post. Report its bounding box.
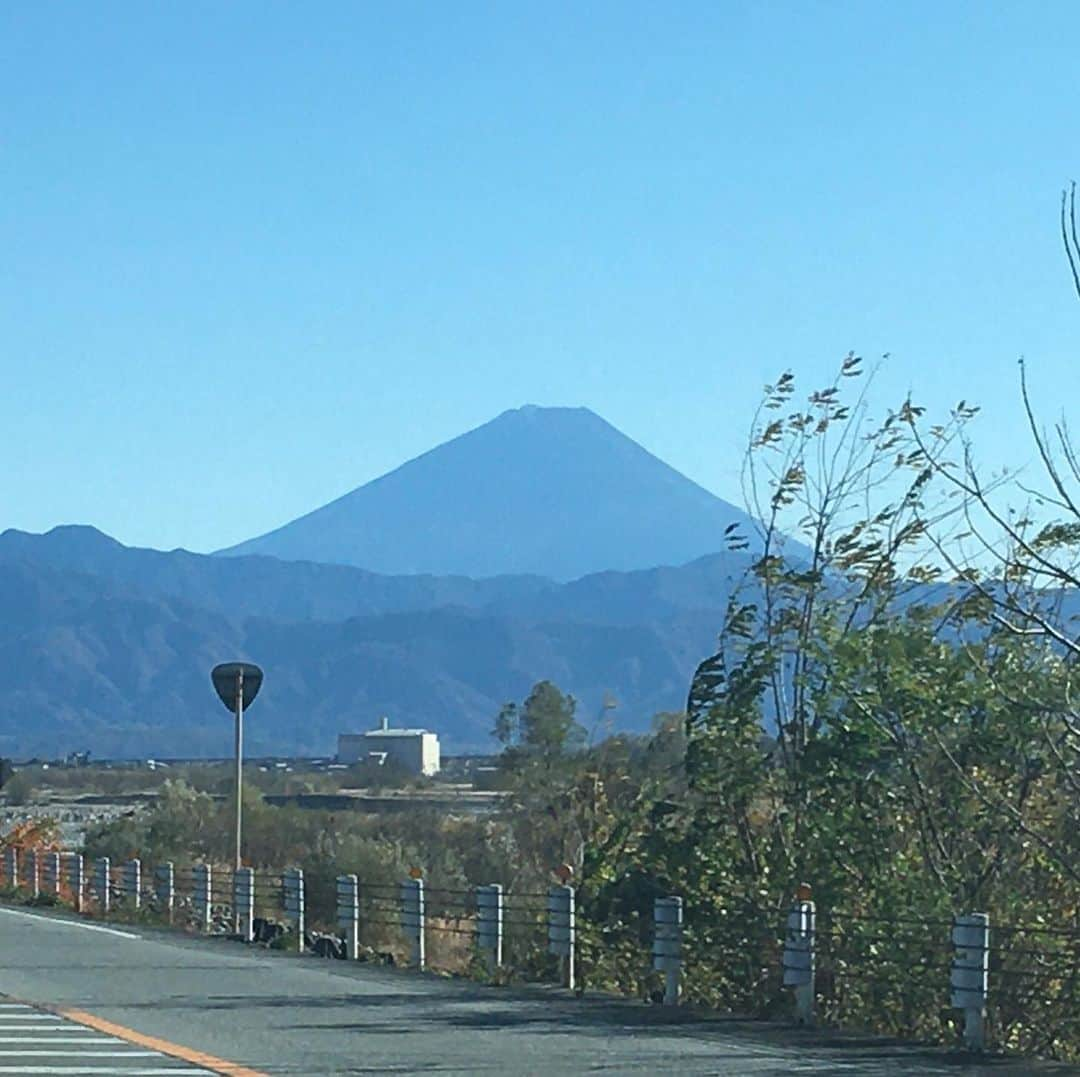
[44,851,60,897]
[94,857,110,914]
[123,858,141,910]
[547,885,575,991]
[951,912,989,1051]
[26,850,39,898]
[66,853,84,914]
[783,898,816,1024]
[653,896,683,1005]
[234,867,254,942]
[284,867,306,952]
[155,862,175,923]
[336,874,358,960]
[4,846,17,890]
[401,878,425,970]
[476,884,504,973]
[193,864,212,933]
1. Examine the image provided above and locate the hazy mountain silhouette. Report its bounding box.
[0,526,745,757]
[0,525,553,623]
[216,406,760,580]
[0,554,716,758]
[1,526,1074,758]
[0,525,749,626]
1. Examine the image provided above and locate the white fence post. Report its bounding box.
[653,896,683,1005]
[193,864,212,933]
[476,884,504,973]
[336,874,359,960]
[783,899,816,1024]
[234,867,254,942]
[155,862,175,922]
[401,879,425,969]
[4,846,17,890]
[547,885,575,991]
[66,853,84,913]
[25,850,39,898]
[94,857,110,914]
[123,858,141,910]
[44,851,61,897]
[951,912,989,1051]
[284,867,306,952]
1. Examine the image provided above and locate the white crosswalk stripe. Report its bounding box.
[0,1069,217,1074]
[0,1025,79,1031]
[0,1002,216,1073]
[0,1036,122,1042]
[0,1049,162,1055]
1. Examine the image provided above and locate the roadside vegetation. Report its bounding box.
[6,200,1080,1061]
[8,355,1078,1059]
[62,347,1080,1059]
[1,756,421,803]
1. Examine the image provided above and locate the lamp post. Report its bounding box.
[233,666,244,871]
[211,663,264,874]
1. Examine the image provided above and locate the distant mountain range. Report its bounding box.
[0,526,746,759]
[15,405,1067,760]
[216,405,760,580]
[0,405,806,758]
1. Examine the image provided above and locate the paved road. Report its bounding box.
[0,905,1075,1076]
[0,1000,214,1074]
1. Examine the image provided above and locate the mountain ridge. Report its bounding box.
[0,524,750,626]
[0,525,737,757]
[3,525,1073,758]
[0,404,786,756]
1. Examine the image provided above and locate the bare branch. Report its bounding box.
[1062,182,1080,300]
[1019,358,1080,522]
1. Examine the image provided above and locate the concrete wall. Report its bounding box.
[419,733,440,776]
[337,731,440,776]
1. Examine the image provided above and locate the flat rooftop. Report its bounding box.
[340,729,433,738]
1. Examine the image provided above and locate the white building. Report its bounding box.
[337,717,441,777]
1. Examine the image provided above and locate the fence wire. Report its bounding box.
[0,846,1077,1057]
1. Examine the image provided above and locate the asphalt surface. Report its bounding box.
[0,904,1075,1076]
[0,1000,213,1074]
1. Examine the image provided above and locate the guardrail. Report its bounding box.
[0,846,1076,1053]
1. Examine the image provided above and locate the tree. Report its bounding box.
[628,353,1080,1051]
[898,188,1080,678]
[1,770,34,806]
[889,188,1080,916]
[493,680,586,767]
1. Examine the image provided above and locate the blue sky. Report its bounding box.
[2,2,1077,553]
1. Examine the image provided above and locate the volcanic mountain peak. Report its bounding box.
[216,405,756,581]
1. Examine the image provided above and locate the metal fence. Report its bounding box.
[0,845,1076,1053]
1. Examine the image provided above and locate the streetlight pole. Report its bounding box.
[210,661,262,913]
[234,667,244,872]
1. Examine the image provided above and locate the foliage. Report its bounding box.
[54,348,1080,1063]
[574,357,1080,1058]
[8,761,345,800]
[339,757,414,790]
[494,680,587,768]
[1,817,61,850]
[2,771,35,806]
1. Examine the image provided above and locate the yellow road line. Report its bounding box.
[54,1007,267,1077]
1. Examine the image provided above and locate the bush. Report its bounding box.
[3,771,35,806]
